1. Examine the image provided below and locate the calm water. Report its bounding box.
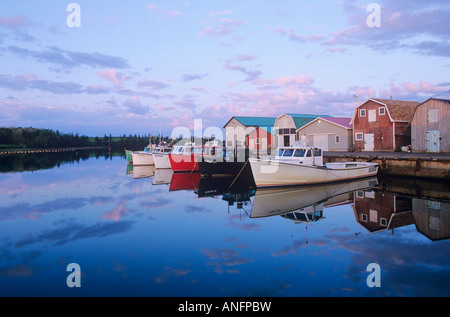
[0,151,449,297]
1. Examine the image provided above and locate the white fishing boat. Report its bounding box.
[152,144,172,169]
[249,142,379,188]
[131,145,154,166]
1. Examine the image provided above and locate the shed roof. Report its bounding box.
[372,98,420,122]
[351,98,420,124]
[321,117,352,128]
[297,116,352,131]
[279,113,332,129]
[223,116,276,128]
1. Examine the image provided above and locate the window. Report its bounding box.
[294,149,305,157]
[335,136,340,143]
[255,138,260,144]
[277,149,284,156]
[290,128,296,134]
[368,109,376,122]
[283,128,290,135]
[306,150,312,157]
[283,149,294,157]
[360,109,366,117]
[428,109,439,123]
[314,149,322,156]
[355,132,363,141]
[379,107,385,115]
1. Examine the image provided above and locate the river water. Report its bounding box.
[0,150,449,297]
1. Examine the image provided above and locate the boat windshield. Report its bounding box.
[143,147,151,153]
[282,149,294,157]
[294,149,306,157]
[277,149,284,156]
[173,146,183,154]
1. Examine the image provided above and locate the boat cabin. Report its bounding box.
[275,146,323,166]
[171,143,203,155]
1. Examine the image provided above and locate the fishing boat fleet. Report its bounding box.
[125,139,379,188]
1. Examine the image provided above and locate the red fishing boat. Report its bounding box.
[168,143,203,172]
[168,141,221,172]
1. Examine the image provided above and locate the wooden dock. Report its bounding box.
[324,151,450,180]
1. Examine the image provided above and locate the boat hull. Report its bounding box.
[198,161,252,177]
[169,153,200,172]
[131,152,154,165]
[153,153,171,169]
[249,158,379,188]
[125,150,133,162]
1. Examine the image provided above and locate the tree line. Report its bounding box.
[0,127,168,151]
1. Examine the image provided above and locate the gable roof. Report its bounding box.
[322,117,352,129]
[297,116,352,131]
[223,116,276,128]
[278,113,332,129]
[372,99,420,122]
[351,98,420,124]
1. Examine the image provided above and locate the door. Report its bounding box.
[284,135,290,147]
[364,133,374,151]
[313,134,329,151]
[426,130,440,152]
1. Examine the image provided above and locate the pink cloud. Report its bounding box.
[0,15,26,28]
[274,75,315,86]
[98,69,125,87]
[102,203,129,221]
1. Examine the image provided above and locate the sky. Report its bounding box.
[0,0,449,137]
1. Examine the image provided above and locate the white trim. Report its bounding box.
[355,132,364,141]
[295,117,351,132]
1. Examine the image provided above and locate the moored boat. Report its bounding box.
[169,141,221,172]
[152,144,172,169]
[249,143,379,188]
[131,145,154,166]
[198,148,252,177]
[168,142,202,172]
[125,149,133,162]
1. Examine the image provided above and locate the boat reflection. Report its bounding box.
[152,168,173,185]
[250,178,378,219]
[130,164,155,179]
[169,172,201,191]
[197,175,256,210]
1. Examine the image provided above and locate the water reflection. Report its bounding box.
[0,149,118,173]
[1,152,449,297]
[250,178,378,219]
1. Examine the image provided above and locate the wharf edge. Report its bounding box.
[324,151,450,180]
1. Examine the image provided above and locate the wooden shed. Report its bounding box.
[274,113,331,147]
[350,98,419,151]
[411,97,450,153]
[223,116,276,150]
[296,117,352,151]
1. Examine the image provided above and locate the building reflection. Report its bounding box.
[245,175,450,242]
[352,190,413,233]
[353,177,450,241]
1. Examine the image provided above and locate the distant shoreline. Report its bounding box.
[0,146,109,155]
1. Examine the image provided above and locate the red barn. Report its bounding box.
[246,126,276,155]
[350,98,419,151]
